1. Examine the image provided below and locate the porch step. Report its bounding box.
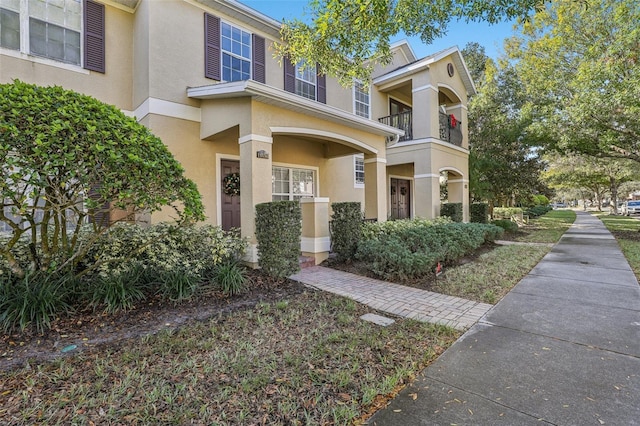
[299,256,316,269]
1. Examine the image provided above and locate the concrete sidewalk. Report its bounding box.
[370,211,640,425]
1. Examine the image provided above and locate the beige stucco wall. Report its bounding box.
[0,3,134,110]
[323,156,365,206]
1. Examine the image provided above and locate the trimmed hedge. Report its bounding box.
[356,221,503,281]
[525,205,553,218]
[470,203,489,223]
[255,201,301,278]
[493,207,524,219]
[491,219,519,233]
[330,202,363,261]
[441,203,463,222]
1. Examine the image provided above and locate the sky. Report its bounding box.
[242,0,519,59]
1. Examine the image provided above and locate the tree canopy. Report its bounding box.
[277,0,546,85]
[508,0,640,162]
[0,80,204,277]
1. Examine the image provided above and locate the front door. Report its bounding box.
[221,160,241,231]
[390,178,411,220]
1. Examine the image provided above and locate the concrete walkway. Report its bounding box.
[370,211,640,425]
[290,266,492,330]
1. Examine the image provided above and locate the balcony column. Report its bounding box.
[363,155,387,221]
[411,84,440,140]
[239,134,273,264]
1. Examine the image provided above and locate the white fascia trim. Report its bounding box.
[270,126,379,155]
[183,0,281,37]
[134,98,201,123]
[364,158,387,164]
[391,137,469,154]
[102,0,137,13]
[1,48,90,74]
[390,39,417,63]
[412,84,438,94]
[414,174,440,179]
[447,179,469,184]
[373,59,431,86]
[301,236,331,253]
[238,134,273,144]
[188,80,402,138]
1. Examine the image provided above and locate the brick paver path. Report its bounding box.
[290,266,492,330]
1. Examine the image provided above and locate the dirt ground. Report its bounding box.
[1,272,306,371]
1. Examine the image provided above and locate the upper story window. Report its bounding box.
[295,61,317,100]
[0,0,104,72]
[204,13,265,84]
[221,22,251,82]
[354,81,370,118]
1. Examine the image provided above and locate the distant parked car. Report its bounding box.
[551,202,567,209]
[622,200,640,216]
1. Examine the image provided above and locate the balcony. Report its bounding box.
[439,113,463,147]
[378,111,413,142]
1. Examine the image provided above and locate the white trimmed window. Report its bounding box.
[1,0,83,65]
[354,155,365,188]
[272,166,315,201]
[354,81,370,118]
[221,21,251,82]
[295,61,317,100]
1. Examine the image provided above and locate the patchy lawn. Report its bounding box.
[1,289,458,425]
[593,213,640,279]
[503,209,576,243]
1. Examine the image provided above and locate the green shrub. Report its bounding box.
[82,223,246,279]
[470,203,489,223]
[493,207,524,219]
[330,202,363,261]
[440,203,463,222]
[525,205,553,218]
[356,221,503,281]
[361,217,451,240]
[255,201,302,278]
[531,194,550,206]
[89,268,147,314]
[491,219,519,233]
[214,261,248,296]
[157,270,201,303]
[0,272,75,333]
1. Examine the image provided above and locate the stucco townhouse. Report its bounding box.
[0,0,476,265]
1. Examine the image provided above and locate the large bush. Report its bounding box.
[255,201,301,278]
[356,221,503,281]
[330,202,363,261]
[0,80,204,278]
[470,203,489,223]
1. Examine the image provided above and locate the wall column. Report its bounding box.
[411,83,440,140]
[239,134,273,264]
[364,155,387,221]
[413,174,440,219]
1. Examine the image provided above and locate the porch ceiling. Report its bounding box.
[187,80,403,138]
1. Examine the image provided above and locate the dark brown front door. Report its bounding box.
[390,178,411,220]
[221,160,240,231]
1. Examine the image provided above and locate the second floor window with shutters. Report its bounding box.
[0,0,104,72]
[295,61,317,100]
[221,22,251,82]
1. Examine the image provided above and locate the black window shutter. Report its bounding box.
[317,64,326,104]
[204,13,221,80]
[252,34,265,83]
[284,57,295,93]
[84,0,105,73]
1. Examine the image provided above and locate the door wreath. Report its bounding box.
[223,172,240,197]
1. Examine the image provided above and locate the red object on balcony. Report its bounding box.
[449,114,457,128]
